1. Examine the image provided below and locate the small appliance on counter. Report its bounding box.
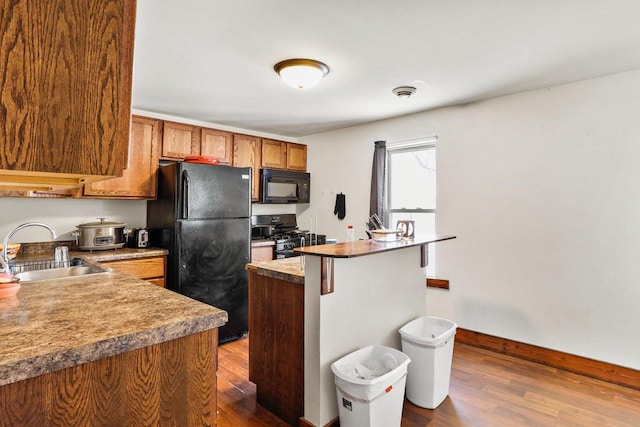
[126,228,150,248]
[73,218,128,251]
[251,214,325,258]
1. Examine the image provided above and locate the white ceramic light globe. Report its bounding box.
[278,65,325,89]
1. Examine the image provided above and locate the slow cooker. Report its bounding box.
[74,218,128,250]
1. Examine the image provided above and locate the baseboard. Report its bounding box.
[299,417,339,427]
[456,328,640,391]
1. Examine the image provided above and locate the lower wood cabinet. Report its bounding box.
[101,256,166,287]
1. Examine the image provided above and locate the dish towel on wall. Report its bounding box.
[334,193,346,220]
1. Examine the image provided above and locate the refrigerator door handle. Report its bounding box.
[182,170,190,218]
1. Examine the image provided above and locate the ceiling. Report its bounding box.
[132,1,640,138]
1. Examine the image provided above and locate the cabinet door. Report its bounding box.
[0,0,135,178]
[201,128,233,164]
[233,134,261,201]
[261,139,287,169]
[287,143,307,171]
[84,116,160,199]
[162,122,201,160]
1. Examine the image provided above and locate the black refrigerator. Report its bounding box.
[147,162,251,343]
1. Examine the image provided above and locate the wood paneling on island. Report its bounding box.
[0,329,218,427]
[248,267,304,426]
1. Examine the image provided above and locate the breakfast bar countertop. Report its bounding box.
[295,234,456,258]
[0,267,227,387]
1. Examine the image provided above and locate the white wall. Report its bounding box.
[299,69,640,370]
[0,198,147,243]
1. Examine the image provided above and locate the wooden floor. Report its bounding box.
[217,337,640,427]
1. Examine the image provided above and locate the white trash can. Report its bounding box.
[399,316,457,409]
[331,345,410,427]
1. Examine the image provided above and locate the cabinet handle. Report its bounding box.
[182,170,190,218]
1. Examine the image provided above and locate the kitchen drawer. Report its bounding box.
[101,256,166,287]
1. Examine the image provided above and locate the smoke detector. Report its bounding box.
[392,86,417,99]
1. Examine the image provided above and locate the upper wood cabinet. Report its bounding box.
[286,143,307,171]
[233,134,261,201]
[161,122,202,160]
[83,116,161,199]
[261,139,288,169]
[201,128,233,164]
[260,139,307,172]
[0,0,136,188]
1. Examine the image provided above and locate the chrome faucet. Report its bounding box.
[1,222,58,272]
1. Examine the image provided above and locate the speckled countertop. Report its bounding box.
[246,257,305,284]
[0,254,227,387]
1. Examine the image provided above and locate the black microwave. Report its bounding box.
[260,169,310,204]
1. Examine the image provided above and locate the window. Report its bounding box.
[386,138,437,274]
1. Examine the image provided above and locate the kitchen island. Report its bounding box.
[246,257,305,426]
[0,262,227,426]
[247,235,455,427]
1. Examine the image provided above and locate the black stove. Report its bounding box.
[251,214,325,258]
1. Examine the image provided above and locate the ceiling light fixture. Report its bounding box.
[392,86,417,99]
[274,58,329,89]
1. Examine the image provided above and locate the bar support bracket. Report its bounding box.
[320,257,334,295]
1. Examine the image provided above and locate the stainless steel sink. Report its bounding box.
[14,265,109,282]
